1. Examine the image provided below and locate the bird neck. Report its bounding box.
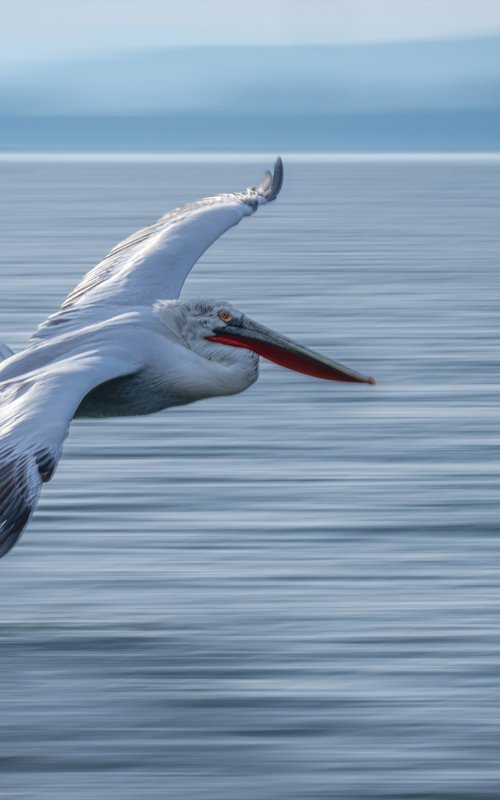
[154,301,259,403]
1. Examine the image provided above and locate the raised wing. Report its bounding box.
[0,335,141,557]
[61,157,283,312]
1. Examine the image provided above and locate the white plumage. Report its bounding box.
[0,158,373,558]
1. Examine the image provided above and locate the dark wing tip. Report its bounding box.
[258,156,284,203]
[0,506,33,558]
[0,452,45,559]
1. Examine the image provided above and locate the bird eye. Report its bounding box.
[217,309,233,323]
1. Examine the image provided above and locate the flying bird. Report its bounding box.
[0,158,374,558]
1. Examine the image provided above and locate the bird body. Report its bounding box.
[73,301,259,418]
[0,158,374,558]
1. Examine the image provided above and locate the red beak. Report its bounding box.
[208,318,375,385]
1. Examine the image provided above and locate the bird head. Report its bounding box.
[163,299,375,386]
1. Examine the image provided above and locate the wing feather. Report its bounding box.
[0,334,142,557]
[0,343,14,362]
[59,158,283,312]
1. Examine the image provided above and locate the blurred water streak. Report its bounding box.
[0,158,499,799]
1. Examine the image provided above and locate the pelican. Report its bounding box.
[0,158,374,558]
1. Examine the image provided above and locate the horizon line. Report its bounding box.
[1,151,500,164]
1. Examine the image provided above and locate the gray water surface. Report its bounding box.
[0,157,499,799]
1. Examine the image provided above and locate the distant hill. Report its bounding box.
[0,39,499,151]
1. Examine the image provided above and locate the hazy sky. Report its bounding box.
[2,0,500,68]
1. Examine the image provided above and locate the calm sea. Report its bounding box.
[0,156,499,799]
